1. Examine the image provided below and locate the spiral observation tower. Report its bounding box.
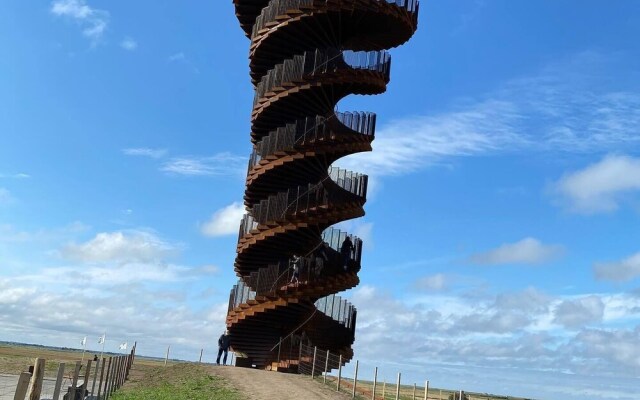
[226,0,419,371]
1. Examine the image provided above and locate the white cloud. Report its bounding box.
[167,52,200,74]
[594,252,640,282]
[122,147,167,158]
[120,37,138,51]
[337,100,524,176]
[347,284,640,400]
[161,153,246,176]
[470,237,564,265]
[168,52,186,62]
[201,202,245,237]
[414,273,448,292]
[61,230,176,263]
[553,296,605,329]
[337,52,640,178]
[51,0,109,43]
[574,328,640,370]
[0,173,30,179]
[554,154,640,214]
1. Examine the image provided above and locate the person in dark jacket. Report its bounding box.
[216,330,231,365]
[313,243,329,277]
[340,236,354,271]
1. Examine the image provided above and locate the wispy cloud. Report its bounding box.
[50,0,109,44]
[168,52,186,62]
[120,37,137,51]
[594,252,640,282]
[168,52,199,73]
[61,230,177,263]
[161,153,246,177]
[337,52,640,176]
[122,148,167,159]
[0,173,30,179]
[201,202,245,237]
[554,154,640,214]
[414,273,448,292]
[470,237,564,265]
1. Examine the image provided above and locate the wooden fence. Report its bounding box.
[8,344,136,400]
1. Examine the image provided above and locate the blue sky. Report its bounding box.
[1,1,639,399]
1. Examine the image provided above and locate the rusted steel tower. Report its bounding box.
[226,0,419,371]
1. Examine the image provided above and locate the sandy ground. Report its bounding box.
[209,366,352,400]
[0,374,62,400]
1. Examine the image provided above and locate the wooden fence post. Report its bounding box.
[413,383,416,400]
[351,360,359,399]
[97,358,109,400]
[110,356,118,397]
[103,357,113,400]
[395,372,401,400]
[52,362,65,400]
[199,349,203,363]
[13,372,31,400]
[372,367,377,400]
[323,350,330,383]
[122,356,127,385]
[116,357,122,389]
[90,359,100,397]
[85,360,93,394]
[26,358,45,400]
[336,355,342,392]
[117,356,124,389]
[164,345,170,367]
[424,380,429,400]
[310,346,317,379]
[69,361,81,400]
[383,381,386,399]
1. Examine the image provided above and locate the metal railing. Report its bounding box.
[248,111,376,169]
[239,169,368,239]
[247,169,367,224]
[229,227,363,309]
[228,280,356,332]
[315,294,357,331]
[252,0,420,39]
[253,48,391,107]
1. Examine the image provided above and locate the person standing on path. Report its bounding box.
[217,330,231,365]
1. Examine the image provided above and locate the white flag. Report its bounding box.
[119,342,127,350]
[98,335,105,344]
[81,336,87,346]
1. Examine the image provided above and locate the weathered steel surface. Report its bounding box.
[226,0,419,370]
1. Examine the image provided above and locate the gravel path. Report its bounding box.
[208,366,352,400]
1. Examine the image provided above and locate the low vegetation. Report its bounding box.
[110,363,243,400]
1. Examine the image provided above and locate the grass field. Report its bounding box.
[0,343,242,400]
[317,375,532,400]
[110,364,243,400]
[0,343,99,378]
[0,343,532,400]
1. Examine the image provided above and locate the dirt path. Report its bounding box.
[208,366,352,400]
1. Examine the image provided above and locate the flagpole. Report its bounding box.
[100,333,106,360]
[81,336,87,364]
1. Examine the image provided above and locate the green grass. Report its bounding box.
[110,363,243,400]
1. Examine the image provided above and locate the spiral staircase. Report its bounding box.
[226,0,419,372]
